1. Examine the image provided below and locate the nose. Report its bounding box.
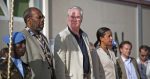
[72,18,78,22]
[41,17,45,21]
[40,19,44,25]
[110,36,113,40]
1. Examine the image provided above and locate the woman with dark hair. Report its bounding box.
[94,27,118,79]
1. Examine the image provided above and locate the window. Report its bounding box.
[13,0,29,17]
[0,7,4,15]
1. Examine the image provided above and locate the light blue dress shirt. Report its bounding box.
[12,58,24,77]
[122,56,138,79]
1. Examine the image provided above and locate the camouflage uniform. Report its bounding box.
[0,59,32,79]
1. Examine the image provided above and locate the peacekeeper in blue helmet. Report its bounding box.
[0,32,32,79]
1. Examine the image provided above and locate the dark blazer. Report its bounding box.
[0,59,32,79]
[116,57,141,79]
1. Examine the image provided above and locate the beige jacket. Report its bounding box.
[117,57,141,79]
[21,29,53,79]
[96,48,118,79]
[91,49,105,79]
[54,27,95,79]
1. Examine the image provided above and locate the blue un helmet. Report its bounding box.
[2,32,25,45]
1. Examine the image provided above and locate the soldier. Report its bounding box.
[0,32,32,79]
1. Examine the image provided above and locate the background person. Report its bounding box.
[0,47,9,64]
[117,41,141,79]
[137,45,150,79]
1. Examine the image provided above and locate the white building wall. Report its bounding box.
[0,20,25,49]
[142,7,150,46]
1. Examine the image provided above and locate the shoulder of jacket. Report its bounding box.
[130,57,136,60]
[58,27,70,38]
[116,57,119,60]
[116,57,122,62]
[21,29,30,38]
[21,29,27,34]
[82,31,88,36]
[147,60,150,63]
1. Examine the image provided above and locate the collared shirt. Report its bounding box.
[25,27,35,36]
[12,57,24,77]
[68,27,90,74]
[121,56,138,79]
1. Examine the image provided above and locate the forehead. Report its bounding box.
[140,49,148,54]
[14,40,25,45]
[104,31,112,35]
[68,8,81,16]
[122,44,131,48]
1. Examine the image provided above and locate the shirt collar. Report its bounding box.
[25,27,35,36]
[11,57,21,63]
[68,27,83,38]
[138,58,150,65]
[121,55,131,63]
[25,27,42,36]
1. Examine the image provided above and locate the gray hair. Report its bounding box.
[67,6,83,18]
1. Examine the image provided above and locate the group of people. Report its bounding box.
[0,6,150,79]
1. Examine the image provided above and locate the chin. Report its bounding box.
[37,28,43,31]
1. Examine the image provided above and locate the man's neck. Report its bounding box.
[12,55,21,59]
[121,55,130,61]
[26,27,40,35]
[140,59,147,64]
[31,29,40,35]
[69,27,80,37]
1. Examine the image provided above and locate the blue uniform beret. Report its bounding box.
[3,32,25,44]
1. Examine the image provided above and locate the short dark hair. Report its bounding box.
[139,45,149,53]
[23,7,40,24]
[119,41,132,49]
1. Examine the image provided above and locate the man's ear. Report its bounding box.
[27,18,32,26]
[120,48,122,53]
